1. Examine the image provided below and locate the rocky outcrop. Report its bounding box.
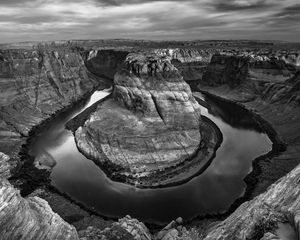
[73,52,220,187]
[79,215,151,240]
[0,178,79,240]
[203,162,300,240]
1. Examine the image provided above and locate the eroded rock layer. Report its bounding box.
[74,52,220,187]
[0,47,108,172]
[0,178,79,240]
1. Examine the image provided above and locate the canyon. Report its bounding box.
[0,40,299,239]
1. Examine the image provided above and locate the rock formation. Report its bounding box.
[154,48,216,82]
[0,178,79,240]
[78,215,151,240]
[0,47,107,173]
[202,54,296,87]
[73,52,220,187]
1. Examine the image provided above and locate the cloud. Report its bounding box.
[0,0,299,43]
[211,0,275,11]
[93,0,189,6]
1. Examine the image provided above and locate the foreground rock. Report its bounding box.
[203,162,300,240]
[73,52,220,187]
[0,178,79,240]
[79,215,151,240]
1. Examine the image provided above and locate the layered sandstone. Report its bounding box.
[0,178,79,240]
[202,54,296,87]
[73,52,220,187]
[0,47,107,173]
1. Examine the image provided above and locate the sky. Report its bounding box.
[0,0,299,43]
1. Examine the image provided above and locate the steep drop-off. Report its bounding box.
[0,47,109,167]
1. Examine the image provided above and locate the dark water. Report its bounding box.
[29,90,272,225]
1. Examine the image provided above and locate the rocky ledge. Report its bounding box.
[71,52,221,187]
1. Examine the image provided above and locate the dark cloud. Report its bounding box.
[94,0,187,6]
[0,0,35,5]
[211,0,274,11]
[264,3,300,29]
[274,3,300,17]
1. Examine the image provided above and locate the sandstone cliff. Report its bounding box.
[0,47,108,172]
[73,52,220,187]
[0,178,79,240]
[0,46,110,239]
[202,54,296,87]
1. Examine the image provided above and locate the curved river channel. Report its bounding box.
[29,89,272,225]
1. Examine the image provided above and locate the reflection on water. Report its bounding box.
[30,90,272,225]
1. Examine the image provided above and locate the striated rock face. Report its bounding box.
[202,54,296,87]
[73,52,220,187]
[0,178,79,240]
[262,71,300,105]
[0,48,99,136]
[0,152,13,179]
[0,47,106,173]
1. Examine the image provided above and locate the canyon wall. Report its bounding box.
[0,44,299,240]
[0,47,108,168]
[0,47,110,239]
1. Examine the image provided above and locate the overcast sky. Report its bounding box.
[0,0,299,43]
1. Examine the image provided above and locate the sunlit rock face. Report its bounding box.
[74,52,214,187]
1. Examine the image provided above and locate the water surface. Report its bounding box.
[30,89,272,224]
